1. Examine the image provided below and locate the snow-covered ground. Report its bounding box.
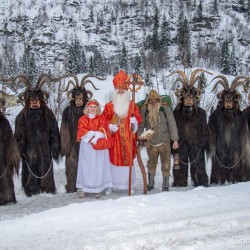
[1,73,250,249]
[1,155,250,250]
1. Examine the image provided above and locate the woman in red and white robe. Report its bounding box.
[76,99,113,198]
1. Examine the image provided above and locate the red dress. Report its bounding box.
[77,114,109,142]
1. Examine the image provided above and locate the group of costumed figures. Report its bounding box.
[0,69,249,205]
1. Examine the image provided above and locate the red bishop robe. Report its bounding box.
[103,101,142,167]
[76,114,109,142]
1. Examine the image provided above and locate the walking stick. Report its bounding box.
[125,73,147,195]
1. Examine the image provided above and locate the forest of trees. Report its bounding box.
[0,0,249,84]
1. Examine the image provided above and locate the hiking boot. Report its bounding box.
[147,173,155,191]
[162,176,170,192]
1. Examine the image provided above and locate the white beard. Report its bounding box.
[112,90,130,117]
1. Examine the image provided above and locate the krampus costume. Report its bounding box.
[208,75,250,184]
[243,93,250,128]
[60,74,104,193]
[12,74,63,196]
[0,91,20,205]
[167,69,212,187]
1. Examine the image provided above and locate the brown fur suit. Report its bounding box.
[208,75,250,184]
[0,112,20,205]
[60,74,104,193]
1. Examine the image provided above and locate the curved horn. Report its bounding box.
[189,69,213,87]
[42,90,50,101]
[234,91,242,102]
[86,90,93,100]
[230,76,249,91]
[81,79,99,90]
[62,75,79,92]
[175,88,183,101]
[216,91,224,101]
[0,75,31,89]
[210,75,230,91]
[66,89,74,101]
[174,77,186,86]
[0,90,15,97]
[36,73,68,90]
[166,70,189,87]
[18,91,27,102]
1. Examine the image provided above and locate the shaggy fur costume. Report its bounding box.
[209,106,250,184]
[0,114,20,205]
[60,94,87,193]
[60,74,104,193]
[173,104,209,187]
[15,93,61,197]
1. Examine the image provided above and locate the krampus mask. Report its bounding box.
[211,75,249,110]
[167,69,212,108]
[63,74,105,107]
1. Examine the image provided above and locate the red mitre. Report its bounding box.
[113,70,129,90]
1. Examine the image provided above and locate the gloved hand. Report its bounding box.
[109,124,119,133]
[91,131,105,145]
[82,130,97,143]
[130,117,137,124]
[130,117,138,132]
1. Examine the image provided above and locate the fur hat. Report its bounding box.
[113,70,129,90]
[145,89,161,104]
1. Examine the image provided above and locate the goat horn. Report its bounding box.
[230,76,249,91]
[210,75,229,91]
[86,90,93,100]
[36,74,68,90]
[167,71,188,87]
[190,69,213,87]
[81,79,100,90]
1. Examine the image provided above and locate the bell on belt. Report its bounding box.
[173,154,180,170]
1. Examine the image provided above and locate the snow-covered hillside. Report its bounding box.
[0,0,249,74]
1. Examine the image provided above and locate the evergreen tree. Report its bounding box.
[177,16,192,68]
[144,72,151,87]
[159,14,171,68]
[120,43,128,72]
[220,40,230,75]
[19,45,38,84]
[213,0,219,15]
[66,39,82,74]
[134,55,144,77]
[89,56,97,75]
[198,72,207,93]
[239,0,245,11]
[247,0,250,22]
[168,4,174,20]
[229,46,238,76]
[198,1,203,21]
[81,49,88,73]
[152,7,159,51]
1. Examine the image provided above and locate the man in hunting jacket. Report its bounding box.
[138,89,179,191]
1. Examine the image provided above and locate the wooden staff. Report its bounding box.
[124,73,145,196]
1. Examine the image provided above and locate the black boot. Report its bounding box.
[147,173,155,191]
[162,176,169,191]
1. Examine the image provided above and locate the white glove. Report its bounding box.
[130,117,138,132]
[130,117,137,124]
[82,130,97,143]
[91,131,105,145]
[109,124,119,133]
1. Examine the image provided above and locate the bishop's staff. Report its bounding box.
[125,73,147,196]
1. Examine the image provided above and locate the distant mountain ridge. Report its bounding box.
[0,0,249,74]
